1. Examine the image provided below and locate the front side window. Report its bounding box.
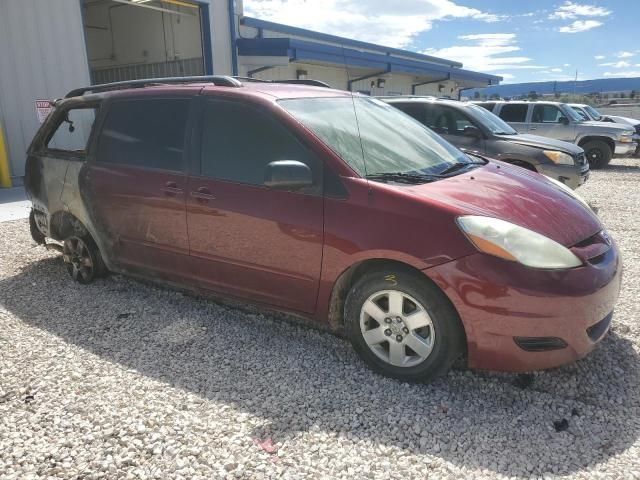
[532,104,565,123]
[498,104,528,123]
[279,97,470,177]
[199,100,318,187]
[465,104,517,135]
[46,107,96,154]
[584,105,603,120]
[97,98,190,171]
[422,105,475,136]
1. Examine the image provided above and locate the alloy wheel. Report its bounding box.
[62,237,95,283]
[359,290,435,368]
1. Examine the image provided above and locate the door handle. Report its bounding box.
[190,186,216,202]
[161,181,184,196]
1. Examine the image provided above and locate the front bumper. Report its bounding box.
[426,240,622,372]
[614,141,637,156]
[537,162,589,190]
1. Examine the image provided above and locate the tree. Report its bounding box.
[630,90,637,99]
[489,93,500,100]
[527,90,539,100]
[473,91,480,99]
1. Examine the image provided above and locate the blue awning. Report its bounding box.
[238,18,501,86]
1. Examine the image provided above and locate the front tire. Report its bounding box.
[582,140,612,169]
[345,269,465,382]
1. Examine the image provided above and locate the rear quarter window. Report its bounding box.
[498,104,528,123]
[46,107,96,154]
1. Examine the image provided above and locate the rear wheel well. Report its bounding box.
[579,136,615,153]
[49,211,90,241]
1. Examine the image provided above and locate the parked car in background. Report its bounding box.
[381,96,589,189]
[569,103,640,156]
[476,101,636,168]
[25,77,621,382]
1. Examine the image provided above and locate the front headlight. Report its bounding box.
[543,150,574,165]
[545,176,592,211]
[457,216,583,269]
[619,133,634,143]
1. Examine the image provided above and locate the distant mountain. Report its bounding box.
[470,77,640,98]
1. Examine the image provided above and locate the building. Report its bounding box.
[0,0,501,187]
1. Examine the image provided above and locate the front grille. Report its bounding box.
[587,312,613,342]
[575,152,587,166]
[635,124,640,135]
[514,336,568,352]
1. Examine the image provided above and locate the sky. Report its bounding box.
[242,0,640,84]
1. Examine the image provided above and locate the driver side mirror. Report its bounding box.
[559,116,570,125]
[463,125,482,138]
[264,160,313,190]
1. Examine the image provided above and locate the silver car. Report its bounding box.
[570,103,640,156]
[477,101,636,168]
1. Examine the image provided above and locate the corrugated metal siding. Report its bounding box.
[0,0,91,180]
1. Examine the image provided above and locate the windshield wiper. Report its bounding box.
[365,172,443,184]
[438,156,485,175]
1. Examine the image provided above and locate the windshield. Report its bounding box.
[279,97,470,177]
[562,104,585,122]
[465,104,517,135]
[584,105,603,120]
[570,106,590,121]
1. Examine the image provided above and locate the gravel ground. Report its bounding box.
[1,158,639,480]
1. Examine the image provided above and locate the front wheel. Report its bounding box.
[582,140,612,169]
[345,269,465,382]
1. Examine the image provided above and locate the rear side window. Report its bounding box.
[498,104,528,123]
[199,100,317,186]
[97,98,190,171]
[46,107,96,154]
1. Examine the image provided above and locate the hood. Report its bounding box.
[402,162,602,247]
[607,115,640,126]
[582,120,635,133]
[501,133,583,154]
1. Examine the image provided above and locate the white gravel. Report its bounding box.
[1,158,640,479]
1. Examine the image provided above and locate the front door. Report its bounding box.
[428,105,485,153]
[185,98,324,313]
[84,96,193,276]
[529,104,576,141]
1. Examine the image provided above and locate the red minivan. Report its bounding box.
[25,76,622,382]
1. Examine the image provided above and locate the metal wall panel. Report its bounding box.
[0,0,91,181]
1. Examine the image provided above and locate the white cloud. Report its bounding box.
[564,63,571,67]
[616,51,635,58]
[603,71,640,77]
[243,0,503,48]
[550,67,563,72]
[549,1,611,20]
[423,33,546,73]
[594,55,605,60]
[599,61,632,68]
[558,20,603,33]
[495,73,515,81]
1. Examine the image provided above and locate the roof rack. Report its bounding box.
[232,77,331,88]
[65,75,242,98]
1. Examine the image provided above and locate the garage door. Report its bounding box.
[81,0,208,84]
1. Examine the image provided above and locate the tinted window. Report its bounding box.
[476,102,496,112]
[200,100,316,186]
[98,98,190,171]
[498,104,528,123]
[47,108,96,153]
[571,107,589,121]
[392,103,425,123]
[532,104,564,123]
[423,105,475,136]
